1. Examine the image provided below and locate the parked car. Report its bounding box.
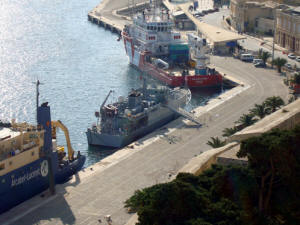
[253,58,263,64]
[240,53,254,62]
[254,62,266,68]
[285,63,292,70]
[193,12,204,17]
[288,53,296,59]
[296,56,300,62]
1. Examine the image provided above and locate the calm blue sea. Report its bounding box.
[0,0,221,166]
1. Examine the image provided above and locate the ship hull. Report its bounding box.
[0,152,85,214]
[122,32,222,88]
[86,110,177,148]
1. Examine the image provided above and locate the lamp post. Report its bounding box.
[271,4,277,68]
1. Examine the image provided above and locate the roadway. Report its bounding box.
[3,55,289,225]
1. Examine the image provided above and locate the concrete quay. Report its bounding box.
[87,0,147,34]
[0,55,290,225]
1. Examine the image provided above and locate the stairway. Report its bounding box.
[165,105,201,125]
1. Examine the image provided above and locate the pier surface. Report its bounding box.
[0,55,289,225]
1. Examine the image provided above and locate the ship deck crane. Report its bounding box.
[100,90,113,111]
[51,120,75,161]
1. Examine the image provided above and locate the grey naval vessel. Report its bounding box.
[86,85,194,148]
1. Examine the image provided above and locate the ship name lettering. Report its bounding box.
[11,169,41,187]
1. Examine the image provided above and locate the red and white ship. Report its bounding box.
[121,1,222,88]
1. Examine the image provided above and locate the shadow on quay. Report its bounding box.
[0,173,83,225]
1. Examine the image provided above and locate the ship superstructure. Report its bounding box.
[0,82,86,214]
[86,85,191,148]
[122,1,222,88]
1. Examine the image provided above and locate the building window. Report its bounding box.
[277,18,281,27]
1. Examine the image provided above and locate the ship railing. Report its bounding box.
[0,140,38,162]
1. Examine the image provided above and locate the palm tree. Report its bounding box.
[291,73,300,85]
[258,48,263,58]
[264,96,285,113]
[272,57,287,73]
[206,137,226,148]
[222,127,240,137]
[235,114,257,128]
[260,51,271,65]
[249,103,270,119]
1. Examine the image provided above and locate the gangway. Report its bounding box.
[165,104,201,125]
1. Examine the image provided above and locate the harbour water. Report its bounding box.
[0,0,222,167]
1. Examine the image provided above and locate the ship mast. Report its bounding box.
[33,80,43,124]
[36,80,40,123]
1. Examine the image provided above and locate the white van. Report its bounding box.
[240,54,254,62]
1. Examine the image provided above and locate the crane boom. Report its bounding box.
[100,90,113,111]
[51,120,74,161]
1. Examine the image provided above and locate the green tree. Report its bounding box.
[250,103,270,119]
[235,114,258,128]
[125,169,246,225]
[206,137,226,148]
[272,57,287,73]
[259,51,271,65]
[264,96,285,113]
[237,127,300,216]
[222,127,240,137]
